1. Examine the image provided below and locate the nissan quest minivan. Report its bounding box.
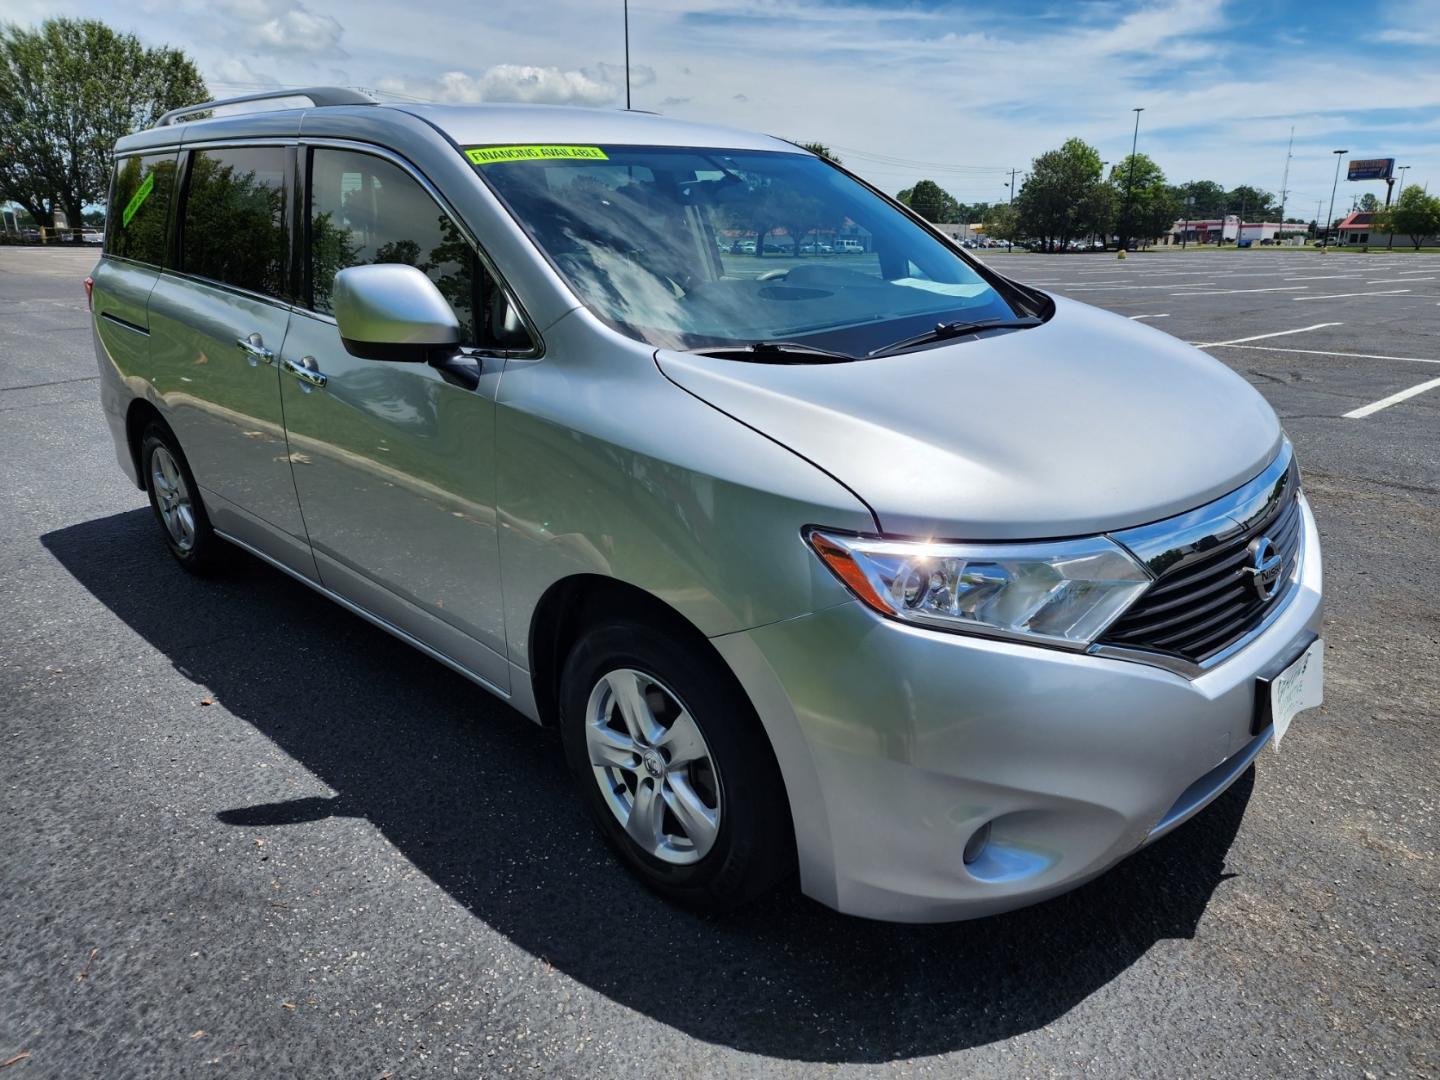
[89,89,1324,922]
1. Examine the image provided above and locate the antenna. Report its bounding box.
[623,0,631,110]
[1277,126,1293,225]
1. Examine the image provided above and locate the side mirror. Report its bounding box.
[332,264,460,363]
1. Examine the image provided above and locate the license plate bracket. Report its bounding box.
[1253,634,1324,749]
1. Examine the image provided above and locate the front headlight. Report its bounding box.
[806,529,1152,648]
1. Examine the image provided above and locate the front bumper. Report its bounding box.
[713,494,1323,922]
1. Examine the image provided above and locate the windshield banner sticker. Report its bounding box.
[121,172,155,228]
[465,145,609,166]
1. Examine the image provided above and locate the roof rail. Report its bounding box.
[156,86,374,127]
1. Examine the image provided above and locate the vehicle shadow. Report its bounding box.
[43,509,1254,1063]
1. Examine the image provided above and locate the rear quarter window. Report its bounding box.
[106,153,178,265]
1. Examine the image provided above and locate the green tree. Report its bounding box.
[904,179,959,222]
[1375,186,1440,250]
[1357,193,1380,213]
[981,201,1019,245]
[0,18,206,233]
[1225,184,1276,219]
[798,141,842,165]
[1110,154,1179,248]
[1016,138,1105,251]
[1176,179,1227,218]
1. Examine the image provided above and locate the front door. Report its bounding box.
[147,144,314,577]
[277,146,529,690]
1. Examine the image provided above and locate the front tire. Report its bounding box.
[560,621,793,912]
[140,423,223,574]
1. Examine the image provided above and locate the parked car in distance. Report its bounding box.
[91,90,1324,923]
[834,238,865,254]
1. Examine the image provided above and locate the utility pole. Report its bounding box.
[1325,149,1347,249]
[623,0,631,110]
[1277,126,1294,233]
[1122,107,1144,252]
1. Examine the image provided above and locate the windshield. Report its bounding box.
[470,145,1024,356]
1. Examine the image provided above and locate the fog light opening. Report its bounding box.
[963,821,993,866]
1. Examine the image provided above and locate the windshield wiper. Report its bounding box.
[688,341,856,364]
[867,317,1043,358]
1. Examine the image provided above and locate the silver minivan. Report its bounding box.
[90,89,1324,922]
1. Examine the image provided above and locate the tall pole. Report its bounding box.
[1277,126,1294,232]
[1325,149,1347,248]
[1122,107,1144,251]
[623,0,631,110]
[1006,168,1017,252]
[1386,165,1408,251]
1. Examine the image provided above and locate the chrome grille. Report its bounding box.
[1101,447,1302,664]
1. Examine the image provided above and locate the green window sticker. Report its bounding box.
[121,172,155,228]
[465,145,609,166]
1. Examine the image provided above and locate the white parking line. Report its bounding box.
[1058,283,1217,292]
[1191,323,1341,347]
[1127,313,1169,319]
[1343,377,1440,419]
[1284,275,1362,281]
[1177,286,1309,296]
[1202,344,1440,366]
[1366,277,1435,284]
[1294,290,1411,300]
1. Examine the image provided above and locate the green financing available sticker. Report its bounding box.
[465,145,609,165]
[121,172,155,228]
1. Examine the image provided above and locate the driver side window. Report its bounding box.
[308,148,530,350]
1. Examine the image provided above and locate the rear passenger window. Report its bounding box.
[106,154,177,265]
[181,147,288,298]
[309,149,483,342]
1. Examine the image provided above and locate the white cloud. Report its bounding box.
[381,63,628,106]
[252,5,345,55]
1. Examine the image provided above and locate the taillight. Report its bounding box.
[83,276,94,310]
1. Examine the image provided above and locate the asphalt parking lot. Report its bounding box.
[2,245,1437,1077]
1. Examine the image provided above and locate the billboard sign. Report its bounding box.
[1347,158,1395,181]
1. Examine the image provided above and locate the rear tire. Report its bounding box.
[140,423,223,574]
[559,620,794,912]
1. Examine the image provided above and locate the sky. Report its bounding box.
[9,0,1439,219]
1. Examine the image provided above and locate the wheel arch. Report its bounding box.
[124,397,169,491]
[529,571,845,900]
[527,574,720,729]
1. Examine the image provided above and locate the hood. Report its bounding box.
[655,296,1282,540]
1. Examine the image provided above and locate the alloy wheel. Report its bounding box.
[150,445,196,553]
[584,667,722,865]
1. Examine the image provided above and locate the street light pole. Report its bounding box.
[1325,149,1347,249]
[1122,107,1143,252]
[1387,165,1410,251]
[1006,168,1017,252]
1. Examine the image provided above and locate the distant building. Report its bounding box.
[929,222,982,245]
[1332,210,1439,247]
[1165,214,1295,245]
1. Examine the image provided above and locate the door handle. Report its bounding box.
[236,333,274,365]
[281,355,328,389]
